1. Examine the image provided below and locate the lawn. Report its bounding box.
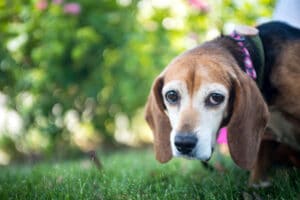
[0,148,299,199]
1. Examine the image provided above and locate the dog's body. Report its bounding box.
[145,21,300,185]
[250,22,300,184]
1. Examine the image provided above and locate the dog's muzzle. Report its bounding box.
[174,134,198,154]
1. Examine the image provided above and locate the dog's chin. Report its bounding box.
[173,148,214,162]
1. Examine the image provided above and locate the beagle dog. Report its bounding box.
[145,21,300,186]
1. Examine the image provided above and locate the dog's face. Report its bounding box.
[162,53,232,161]
[145,43,269,169]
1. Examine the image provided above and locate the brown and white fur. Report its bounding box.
[145,21,300,186]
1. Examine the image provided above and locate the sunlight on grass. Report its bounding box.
[0,149,299,199]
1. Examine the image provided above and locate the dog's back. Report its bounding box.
[257,22,300,105]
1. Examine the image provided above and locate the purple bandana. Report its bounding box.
[230,31,257,79]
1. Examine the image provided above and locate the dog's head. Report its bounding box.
[145,41,269,170]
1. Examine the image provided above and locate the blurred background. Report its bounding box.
[0,0,275,165]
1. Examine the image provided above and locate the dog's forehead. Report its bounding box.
[163,52,232,92]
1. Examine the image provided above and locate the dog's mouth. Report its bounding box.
[174,147,214,162]
[172,132,217,162]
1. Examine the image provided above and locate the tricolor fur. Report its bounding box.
[145,21,300,185]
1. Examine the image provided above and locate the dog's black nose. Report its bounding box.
[174,134,198,154]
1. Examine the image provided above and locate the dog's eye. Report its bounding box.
[165,90,179,104]
[206,93,225,106]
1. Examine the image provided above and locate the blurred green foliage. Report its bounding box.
[0,0,274,162]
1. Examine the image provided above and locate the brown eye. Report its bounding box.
[165,90,179,104]
[206,93,225,106]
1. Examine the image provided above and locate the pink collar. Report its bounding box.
[230,31,257,80]
[217,31,262,145]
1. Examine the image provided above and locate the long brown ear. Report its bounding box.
[227,70,269,170]
[145,76,172,163]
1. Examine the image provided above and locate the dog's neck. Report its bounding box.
[216,35,265,90]
[230,31,265,83]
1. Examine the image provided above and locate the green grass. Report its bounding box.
[0,148,299,199]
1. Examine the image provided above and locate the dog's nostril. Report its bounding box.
[174,134,198,154]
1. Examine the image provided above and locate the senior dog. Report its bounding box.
[145,21,300,186]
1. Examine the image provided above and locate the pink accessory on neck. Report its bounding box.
[230,31,257,80]
[217,31,259,145]
[217,127,228,144]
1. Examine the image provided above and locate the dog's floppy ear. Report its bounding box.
[227,69,269,170]
[145,76,172,163]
